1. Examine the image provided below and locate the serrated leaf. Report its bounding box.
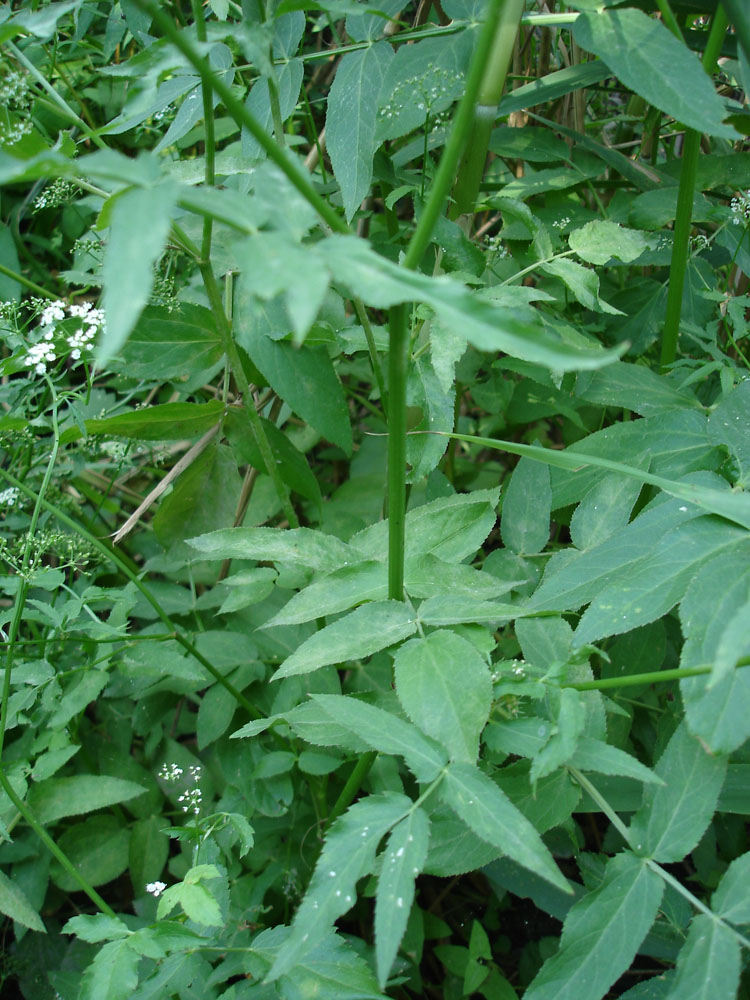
[79,939,139,1000]
[100,182,177,364]
[576,362,699,418]
[0,869,45,932]
[267,794,412,980]
[524,852,663,1000]
[268,560,386,626]
[708,379,750,488]
[568,221,648,265]
[273,601,417,679]
[327,43,393,221]
[63,913,130,943]
[569,739,664,786]
[394,631,492,763]
[711,851,750,924]
[663,914,740,1000]
[188,525,357,572]
[440,762,570,892]
[569,469,645,551]
[113,303,224,379]
[375,809,430,988]
[28,775,146,824]
[572,8,737,139]
[629,721,727,863]
[311,694,447,782]
[541,257,621,314]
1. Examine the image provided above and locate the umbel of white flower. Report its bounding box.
[22,299,104,375]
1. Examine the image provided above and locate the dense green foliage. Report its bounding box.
[0,0,749,997]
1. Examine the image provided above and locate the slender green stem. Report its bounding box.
[660,5,729,370]
[190,0,216,265]
[0,468,261,719]
[387,305,409,600]
[198,263,299,529]
[1,382,60,758]
[324,751,377,830]
[567,768,632,842]
[654,0,683,40]
[267,73,286,148]
[354,299,388,413]
[131,0,348,236]
[451,0,526,219]
[0,765,117,918]
[0,262,56,299]
[563,658,750,692]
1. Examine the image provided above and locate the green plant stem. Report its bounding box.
[0,468,261,719]
[354,298,388,411]
[564,658,750,692]
[0,382,60,759]
[324,751,377,831]
[660,5,729,371]
[190,0,216,264]
[198,263,299,529]
[132,0,348,236]
[450,0,526,219]
[387,304,408,599]
[654,0,683,40]
[0,262,56,299]
[0,765,117,918]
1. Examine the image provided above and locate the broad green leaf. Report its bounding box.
[50,815,130,892]
[516,615,572,667]
[425,806,503,876]
[113,304,224,379]
[64,913,130,943]
[0,869,45,932]
[523,852,663,1000]
[440,761,570,892]
[569,739,663,786]
[529,496,720,615]
[417,594,519,626]
[495,61,610,120]
[345,0,402,41]
[79,939,139,1000]
[250,926,387,1000]
[531,688,585,783]
[541,257,621,315]
[376,31,470,142]
[311,694,447,781]
[268,794,412,980]
[394,631,492,763]
[268,560,386,626]
[243,58,304,159]
[188,525,357,572]
[572,8,737,139]
[99,182,178,364]
[273,601,417,679]
[568,220,648,265]
[708,379,750,487]
[629,721,727,863]
[0,223,21,301]
[497,163,602,202]
[575,362,700,418]
[352,488,500,564]
[197,683,236,749]
[237,333,352,454]
[28,775,146,824]
[319,236,624,371]
[153,442,242,552]
[501,454,551,555]
[375,808,430,988]
[327,43,393,221]
[663,914,740,1000]
[711,850,750,924]
[495,762,581,834]
[569,470,644,551]
[574,515,747,646]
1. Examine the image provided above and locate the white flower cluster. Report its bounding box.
[159,762,203,815]
[22,299,103,375]
[730,192,750,226]
[552,217,571,229]
[33,179,78,213]
[485,234,509,259]
[0,488,19,507]
[146,880,167,897]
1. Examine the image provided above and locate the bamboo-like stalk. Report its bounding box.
[450,0,526,220]
[660,5,729,370]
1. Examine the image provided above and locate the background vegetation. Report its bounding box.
[0,0,749,997]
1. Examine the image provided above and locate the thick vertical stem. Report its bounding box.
[660,5,729,370]
[450,0,526,219]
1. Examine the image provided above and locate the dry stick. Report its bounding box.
[112,423,222,544]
